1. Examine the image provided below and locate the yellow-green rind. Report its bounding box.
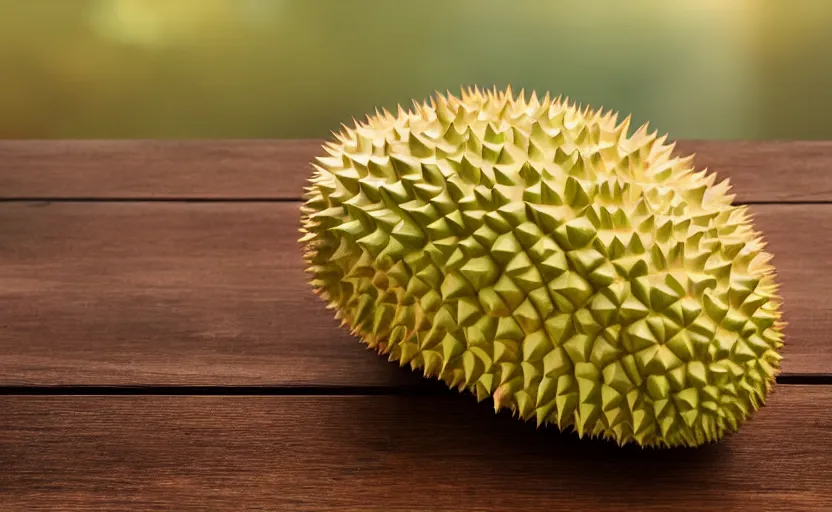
[299,87,785,448]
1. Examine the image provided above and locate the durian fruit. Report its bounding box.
[299,87,784,448]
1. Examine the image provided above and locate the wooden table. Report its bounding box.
[1,140,831,511]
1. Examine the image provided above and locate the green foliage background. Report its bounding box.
[2,0,830,139]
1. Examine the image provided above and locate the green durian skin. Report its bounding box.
[300,87,784,448]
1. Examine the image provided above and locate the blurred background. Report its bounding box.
[1,0,830,140]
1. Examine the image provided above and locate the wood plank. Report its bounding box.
[2,140,832,202]
[678,140,832,203]
[1,387,830,511]
[0,140,322,200]
[0,202,415,387]
[0,202,828,385]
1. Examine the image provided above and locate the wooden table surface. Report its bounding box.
[1,140,831,511]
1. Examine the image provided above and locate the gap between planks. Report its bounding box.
[0,373,831,396]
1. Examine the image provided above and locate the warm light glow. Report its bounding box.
[88,0,285,47]
[0,1,829,139]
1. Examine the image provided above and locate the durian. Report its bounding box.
[299,87,784,448]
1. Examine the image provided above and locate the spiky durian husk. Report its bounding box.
[299,87,784,448]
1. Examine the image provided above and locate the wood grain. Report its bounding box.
[2,140,832,202]
[0,140,323,200]
[0,202,828,385]
[0,202,415,387]
[1,387,829,512]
